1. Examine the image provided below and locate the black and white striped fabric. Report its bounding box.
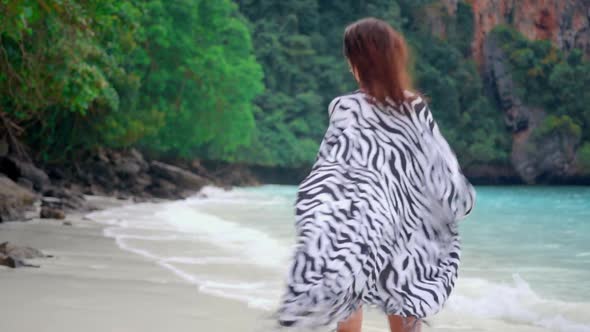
[277,91,476,329]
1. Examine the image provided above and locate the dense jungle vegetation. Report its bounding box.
[1,0,588,169]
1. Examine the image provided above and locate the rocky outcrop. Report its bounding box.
[511,127,580,183]
[0,155,50,191]
[0,175,36,222]
[68,148,150,197]
[463,163,522,184]
[0,143,250,220]
[422,1,588,182]
[207,163,260,188]
[149,161,207,190]
[483,33,581,183]
[57,148,207,200]
[468,0,590,64]
[482,35,536,133]
[40,206,66,220]
[0,138,87,219]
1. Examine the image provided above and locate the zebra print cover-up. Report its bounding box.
[277,91,476,329]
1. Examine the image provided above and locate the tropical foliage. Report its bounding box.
[1,0,588,170]
[0,0,262,162]
[492,25,590,169]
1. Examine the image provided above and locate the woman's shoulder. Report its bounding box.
[329,90,430,118]
[404,90,426,109]
[331,90,367,103]
[328,90,366,117]
[403,90,433,121]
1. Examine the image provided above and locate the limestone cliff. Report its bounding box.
[465,0,590,63]
[436,0,590,183]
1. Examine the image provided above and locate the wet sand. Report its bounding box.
[0,197,265,332]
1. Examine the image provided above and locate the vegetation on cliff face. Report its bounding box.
[409,2,510,167]
[492,25,590,171]
[1,0,588,176]
[237,0,509,167]
[234,0,404,167]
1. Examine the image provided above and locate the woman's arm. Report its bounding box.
[316,96,357,164]
[416,98,476,221]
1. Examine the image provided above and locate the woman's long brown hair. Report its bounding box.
[344,18,414,105]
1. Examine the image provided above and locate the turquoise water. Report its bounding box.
[88,185,590,331]
[234,185,590,298]
[213,185,590,330]
[460,186,590,301]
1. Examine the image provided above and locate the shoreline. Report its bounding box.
[247,163,590,186]
[1,189,589,332]
[3,145,589,225]
[0,192,392,332]
[0,195,269,332]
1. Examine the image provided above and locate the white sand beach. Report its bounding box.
[0,197,266,332]
[1,189,589,332]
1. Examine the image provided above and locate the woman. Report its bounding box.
[276,18,476,332]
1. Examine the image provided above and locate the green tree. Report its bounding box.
[0,1,163,161]
[237,0,409,167]
[0,0,263,162]
[136,0,264,159]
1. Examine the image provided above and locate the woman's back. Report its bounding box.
[279,91,475,328]
[277,17,476,332]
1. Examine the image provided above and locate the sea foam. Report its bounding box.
[86,194,289,311]
[449,275,590,332]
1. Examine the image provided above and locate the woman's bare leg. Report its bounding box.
[387,315,421,332]
[337,308,363,332]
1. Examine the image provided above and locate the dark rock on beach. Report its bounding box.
[463,164,524,185]
[149,178,179,199]
[0,155,50,191]
[37,188,83,220]
[0,242,47,268]
[0,255,40,268]
[0,136,8,157]
[40,206,66,220]
[0,254,17,268]
[62,148,209,200]
[17,177,34,191]
[0,142,263,222]
[42,187,85,210]
[0,175,36,222]
[0,242,46,259]
[212,164,260,187]
[192,160,262,187]
[149,160,207,190]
